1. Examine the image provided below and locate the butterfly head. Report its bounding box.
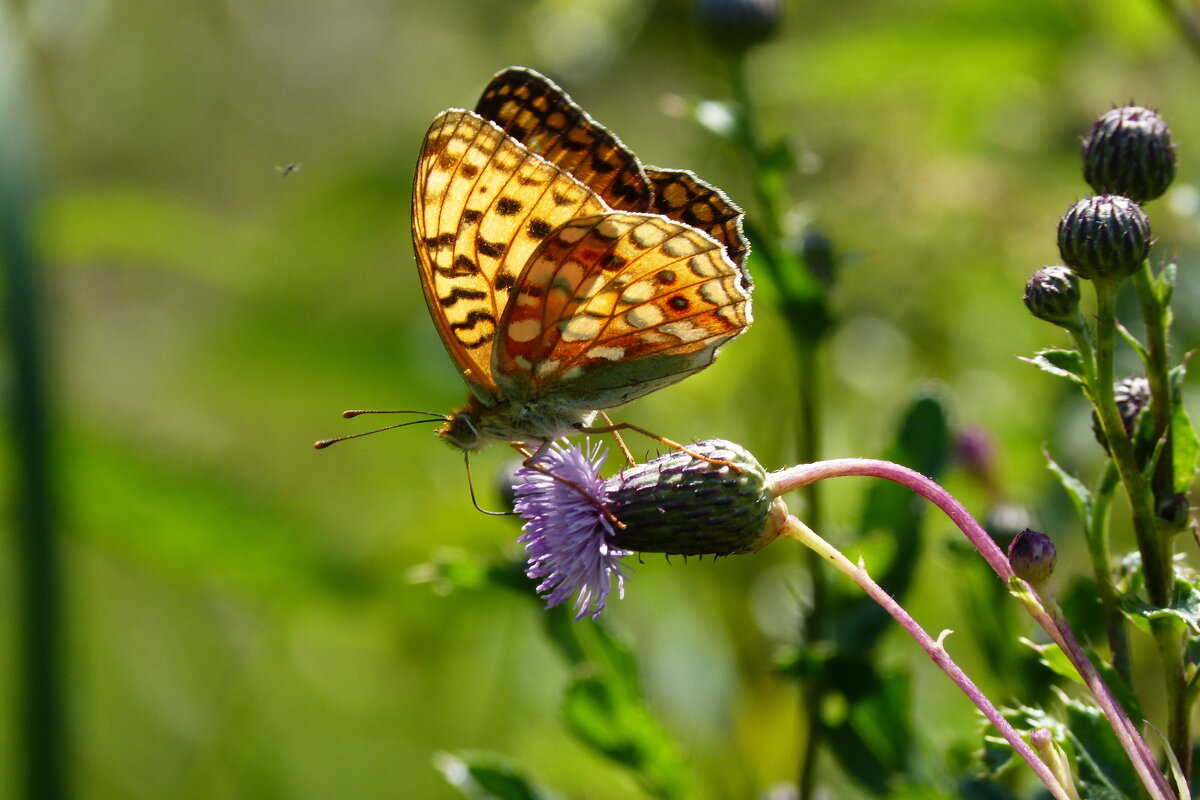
[438,406,487,451]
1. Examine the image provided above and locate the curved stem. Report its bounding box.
[771,459,1175,800]
[781,516,1073,800]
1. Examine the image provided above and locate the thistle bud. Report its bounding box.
[607,439,781,555]
[1008,529,1056,586]
[1091,376,1151,451]
[1023,266,1081,328]
[1057,195,1151,282]
[696,0,781,55]
[1083,106,1176,203]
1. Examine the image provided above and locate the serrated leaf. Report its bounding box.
[1121,576,1200,634]
[1023,349,1086,384]
[436,752,560,800]
[1044,449,1093,519]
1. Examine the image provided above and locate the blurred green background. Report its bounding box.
[3,0,1199,797]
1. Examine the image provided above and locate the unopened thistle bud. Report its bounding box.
[1091,376,1151,451]
[1057,195,1151,282]
[1083,106,1176,203]
[1008,529,1056,586]
[696,0,781,55]
[608,440,781,556]
[1023,266,1081,328]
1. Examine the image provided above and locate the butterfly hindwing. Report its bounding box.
[412,109,607,400]
[645,168,751,275]
[494,212,752,409]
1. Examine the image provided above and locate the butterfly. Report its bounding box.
[413,66,753,452]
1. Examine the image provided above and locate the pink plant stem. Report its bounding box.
[782,515,1073,800]
[771,459,1174,800]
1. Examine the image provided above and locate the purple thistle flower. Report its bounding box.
[513,438,781,619]
[514,441,631,620]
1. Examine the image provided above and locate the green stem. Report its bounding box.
[1090,280,1170,604]
[1132,265,1177,526]
[1084,462,1131,683]
[1091,279,1187,775]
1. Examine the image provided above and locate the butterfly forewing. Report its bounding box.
[413,109,607,400]
[494,212,752,409]
[475,67,652,213]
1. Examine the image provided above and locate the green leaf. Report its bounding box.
[1170,387,1199,494]
[435,752,561,800]
[823,665,914,795]
[1157,259,1177,306]
[1022,349,1086,385]
[562,676,687,798]
[1044,448,1092,520]
[1115,322,1150,367]
[1062,696,1142,800]
[1121,576,1200,634]
[1019,640,1142,723]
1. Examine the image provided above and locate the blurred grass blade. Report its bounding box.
[0,8,67,800]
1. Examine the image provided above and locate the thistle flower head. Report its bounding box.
[514,441,630,620]
[1083,106,1176,203]
[1056,195,1151,282]
[512,439,783,618]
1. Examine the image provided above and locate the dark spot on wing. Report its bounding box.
[476,236,506,258]
[497,197,523,215]
[528,219,553,239]
[440,287,488,307]
[669,296,689,311]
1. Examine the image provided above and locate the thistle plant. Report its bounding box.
[1023,104,1197,785]
[504,437,1174,800]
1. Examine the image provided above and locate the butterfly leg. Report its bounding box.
[463,451,516,516]
[597,411,637,467]
[578,421,743,472]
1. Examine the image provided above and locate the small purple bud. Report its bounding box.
[1083,106,1176,203]
[1008,529,1057,586]
[1057,195,1151,282]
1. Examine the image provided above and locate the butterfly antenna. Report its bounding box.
[313,417,443,449]
[464,451,513,516]
[341,409,446,419]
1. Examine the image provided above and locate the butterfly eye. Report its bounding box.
[439,410,483,450]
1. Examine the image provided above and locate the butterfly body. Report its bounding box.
[415,68,753,452]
